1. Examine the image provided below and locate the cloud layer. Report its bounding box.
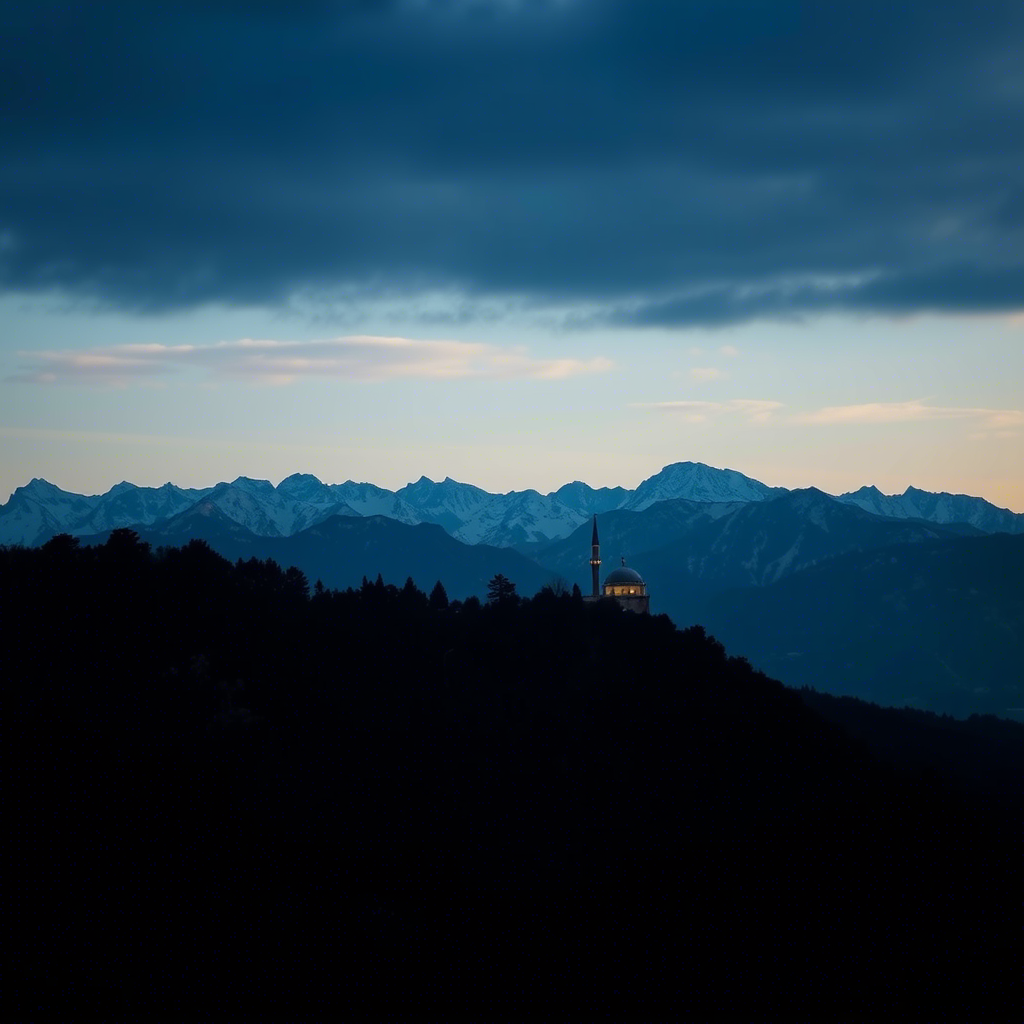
[792,400,1024,432]
[635,400,785,423]
[10,336,613,385]
[2,1,1021,322]
[637,399,1023,433]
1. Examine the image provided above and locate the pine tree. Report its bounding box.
[487,574,517,605]
[429,580,449,610]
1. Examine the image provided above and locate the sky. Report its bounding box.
[2,0,1022,509]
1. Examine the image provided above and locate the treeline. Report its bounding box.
[6,532,1021,1018]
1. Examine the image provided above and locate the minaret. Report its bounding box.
[590,514,601,598]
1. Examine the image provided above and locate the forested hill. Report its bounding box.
[7,532,1021,1019]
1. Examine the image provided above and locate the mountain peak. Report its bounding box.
[780,487,838,516]
[280,472,322,485]
[16,478,96,504]
[625,461,778,510]
[106,481,138,497]
[23,477,62,494]
[784,486,829,500]
[277,473,328,500]
[230,476,277,498]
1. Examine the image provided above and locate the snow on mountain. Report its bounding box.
[389,477,588,545]
[397,476,493,517]
[278,473,419,528]
[277,473,337,505]
[622,462,783,511]
[228,476,279,500]
[202,482,357,537]
[129,496,264,546]
[395,476,496,533]
[0,479,101,546]
[835,485,902,519]
[200,484,290,537]
[836,485,1024,535]
[328,481,422,525]
[4,463,1021,549]
[459,490,588,547]
[548,481,630,517]
[75,481,212,535]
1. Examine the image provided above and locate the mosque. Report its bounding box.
[587,515,650,614]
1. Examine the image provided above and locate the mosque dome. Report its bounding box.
[602,558,648,602]
[588,518,650,613]
[603,565,645,587]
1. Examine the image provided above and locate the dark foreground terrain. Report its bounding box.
[7,532,1022,1019]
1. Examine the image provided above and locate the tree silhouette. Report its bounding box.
[487,573,517,605]
[429,580,449,610]
[42,533,81,557]
[4,533,1020,1020]
[549,575,570,597]
[285,565,310,600]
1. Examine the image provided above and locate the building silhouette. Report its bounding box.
[586,515,650,613]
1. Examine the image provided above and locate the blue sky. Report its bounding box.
[2,1,1022,507]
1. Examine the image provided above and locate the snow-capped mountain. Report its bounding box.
[459,490,587,547]
[0,478,216,546]
[327,480,421,525]
[132,496,266,548]
[75,481,212,535]
[549,481,630,517]
[201,480,358,537]
[836,485,1024,535]
[395,476,495,534]
[278,473,419,525]
[0,479,100,546]
[391,466,778,546]
[621,461,784,511]
[276,472,335,504]
[392,477,590,545]
[2,462,1020,549]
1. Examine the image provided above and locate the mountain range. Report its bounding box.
[540,487,981,618]
[3,460,1022,719]
[3,461,1021,549]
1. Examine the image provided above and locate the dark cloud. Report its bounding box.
[1,1,1021,321]
[601,264,1024,327]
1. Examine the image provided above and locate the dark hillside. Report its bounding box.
[6,533,1021,1019]
[78,510,555,600]
[700,532,1024,718]
[797,689,1024,807]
